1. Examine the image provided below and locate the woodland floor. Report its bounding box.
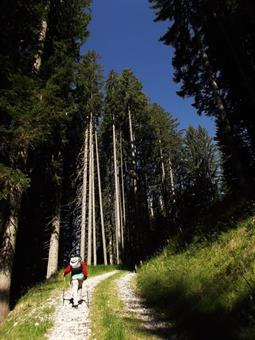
[46,271,175,340]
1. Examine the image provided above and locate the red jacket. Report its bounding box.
[64,260,88,278]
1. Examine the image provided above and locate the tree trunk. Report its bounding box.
[46,198,61,279]
[0,189,21,323]
[169,159,176,203]
[118,169,124,254]
[159,140,166,183]
[113,117,120,264]
[80,126,89,259]
[87,114,93,265]
[109,236,113,265]
[148,195,154,218]
[95,130,107,265]
[159,140,166,213]
[128,107,137,193]
[119,132,125,253]
[92,137,97,266]
[34,19,48,72]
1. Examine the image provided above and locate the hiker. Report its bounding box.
[64,255,88,308]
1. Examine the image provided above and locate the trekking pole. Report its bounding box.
[62,276,66,305]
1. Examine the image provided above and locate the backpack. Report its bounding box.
[69,256,82,275]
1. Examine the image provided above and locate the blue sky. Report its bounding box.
[81,0,215,136]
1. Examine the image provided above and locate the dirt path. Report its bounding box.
[47,270,117,340]
[116,272,177,340]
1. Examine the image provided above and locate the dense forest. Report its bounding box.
[0,0,255,326]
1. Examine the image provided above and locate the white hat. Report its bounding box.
[70,256,81,268]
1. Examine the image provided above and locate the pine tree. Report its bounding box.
[149,0,255,195]
[0,0,91,319]
[0,0,48,320]
[178,125,220,236]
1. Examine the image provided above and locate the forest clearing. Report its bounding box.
[1,0,255,339]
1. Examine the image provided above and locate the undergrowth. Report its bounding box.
[137,215,255,340]
[0,264,117,339]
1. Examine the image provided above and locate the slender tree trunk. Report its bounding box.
[128,107,137,193]
[119,133,125,252]
[46,197,61,279]
[109,236,113,265]
[92,138,97,266]
[87,114,93,265]
[148,195,154,218]
[169,159,176,203]
[159,140,166,183]
[118,169,124,254]
[95,130,107,265]
[158,139,167,214]
[80,126,89,259]
[113,117,120,264]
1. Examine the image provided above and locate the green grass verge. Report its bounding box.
[90,271,159,340]
[0,265,118,340]
[137,215,255,340]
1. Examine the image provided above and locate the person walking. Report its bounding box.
[64,255,88,308]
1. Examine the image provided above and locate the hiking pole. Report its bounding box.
[62,276,66,305]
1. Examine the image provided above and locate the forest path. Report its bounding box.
[116,272,177,339]
[47,270,117,340]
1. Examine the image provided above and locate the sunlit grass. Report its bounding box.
[137,216,255,339]
[90,271,158,340]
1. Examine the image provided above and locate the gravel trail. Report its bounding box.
[47,270,117,340]
[116,272,177,340]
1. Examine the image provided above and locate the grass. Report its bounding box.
[90,271,159,340]
[87,264,119,277]
[137,215,255,340]
[0,264,118,340]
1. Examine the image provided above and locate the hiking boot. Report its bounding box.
[72,304,78,309]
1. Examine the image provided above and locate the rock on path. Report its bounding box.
[47,270,117,340]
[116,272,177,340]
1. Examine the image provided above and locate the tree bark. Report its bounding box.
[113,117,121,264]
[169,159,176,203]
[46,198,61,279]
[87,114,93,265]
[159,140,166,183]
[109,236,113,265]
[0,189,21,323]
[128,107,137,193]
[80,126,89,259]
[34,19,48,72]
[92,137,97,266]
[119,132,125,253]
[95,130,107,265]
